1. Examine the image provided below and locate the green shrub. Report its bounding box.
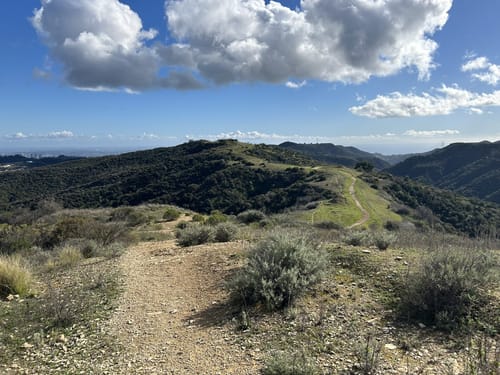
[262,351,319,375]
[176,224,213,247]
[229,230,327,310]
[89,221,132,246]
[163,207,181,222]
[99,242,126,259]
[110,207,147,227]
[372,232,396,250]
[64,238,100,258]
[237,210,266,224]
[0,225,39,255]
[191,214,205,223]
[343,231,369,247]
[40,216,93,249]
[313,221,342,230]
[213,222,238,242]
[206,210,228,226]
[0,255,33,298]
[399,247,498,331]
[176,221,189,230]
[384,220,400,231]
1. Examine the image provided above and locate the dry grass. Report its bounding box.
[0,255,34,298]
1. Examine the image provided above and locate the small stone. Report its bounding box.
[57,334,68,344]
[395,256,403,261]
[361,249,371,254]
[385,343,398,350]
[22,342,33,349]
[169,309,178,314]
[418,323,426,329]
[6,294,14,301]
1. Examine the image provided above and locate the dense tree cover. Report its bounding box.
[0,140,333,215]
[0,155,82,169]
[388,141,500,204]
[383,175,500,238]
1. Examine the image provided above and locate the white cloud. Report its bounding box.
[403,129,460,137]
[5,132,29,140]
[32,0,452,91]
[47,130,74,138]
[165,0,451,85]
[462,55,500,86]
[462,56,490,72]
[285,81,307,89]
[31,0,201,91]
[3,130,74,141]
[350,85,500,118]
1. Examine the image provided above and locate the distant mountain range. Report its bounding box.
[388,141,500,204]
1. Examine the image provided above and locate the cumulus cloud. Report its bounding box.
[462,55,500,86]
[350,85,500,118]
[31,0,201,91]
[165,0,451,85]
[32,0,452,91]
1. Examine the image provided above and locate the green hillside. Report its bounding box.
[388,141,500,204]
[279,142,391,169]
[0,140,332,214]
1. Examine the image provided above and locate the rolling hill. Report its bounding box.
[0,139,498,238]
[279,142,392,169]
[388,141,500,204]
[0,140,333,214]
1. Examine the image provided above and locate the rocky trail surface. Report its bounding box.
[100,221,260,374]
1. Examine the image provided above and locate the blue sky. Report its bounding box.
[1,0,500,154]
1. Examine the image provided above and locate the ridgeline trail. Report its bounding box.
[348,176,370,229]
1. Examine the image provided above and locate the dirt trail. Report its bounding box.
[100,222,260,374]
[348,176,370,229]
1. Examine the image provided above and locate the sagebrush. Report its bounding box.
[399,247,498,330]
[229,230,327,310]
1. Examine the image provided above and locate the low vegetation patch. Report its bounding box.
[45,245,83,271]
[262,350,319,375]
[237,209,266,224]
[229,230,327,311]
[213,222,238,242]
[163,207,181,222]
[0,255,34,298]
[206,210,228,225]
[176,223,213,247]
[398,247,498,331]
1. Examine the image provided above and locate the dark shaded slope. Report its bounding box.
[388,141,500,204]
[0,140,332,214]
